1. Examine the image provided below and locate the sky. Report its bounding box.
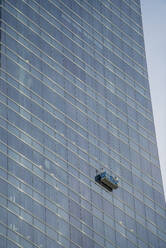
[141,0,166,197]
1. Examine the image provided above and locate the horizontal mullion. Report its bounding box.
[76,0,143,37]
[0,22,153,127]
[0,37,156,156]
[50,0,143,52]
[0,104,165,216]
[42,0,147,78]
[0,64,159,178]
[0,33,155,142]
[0,70,162,191]
[0,154,161,247]
[4,0,149,95]
[0,231,22,248]
[2,0,151,101]
[120,0,141,14]
[101,0,142,30]
[0,145,164,245]
[0,202,72,248]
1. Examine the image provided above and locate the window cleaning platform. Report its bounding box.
[95,171,118,192]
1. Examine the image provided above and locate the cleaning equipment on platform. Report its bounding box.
[95,171,118,191]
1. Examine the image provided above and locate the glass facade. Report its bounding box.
[0,0,165,247]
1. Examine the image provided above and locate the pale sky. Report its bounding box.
[141,0,166,197]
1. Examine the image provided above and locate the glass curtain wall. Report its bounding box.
[0,0,165,247]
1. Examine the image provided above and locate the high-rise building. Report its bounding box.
[0,0,165,247]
